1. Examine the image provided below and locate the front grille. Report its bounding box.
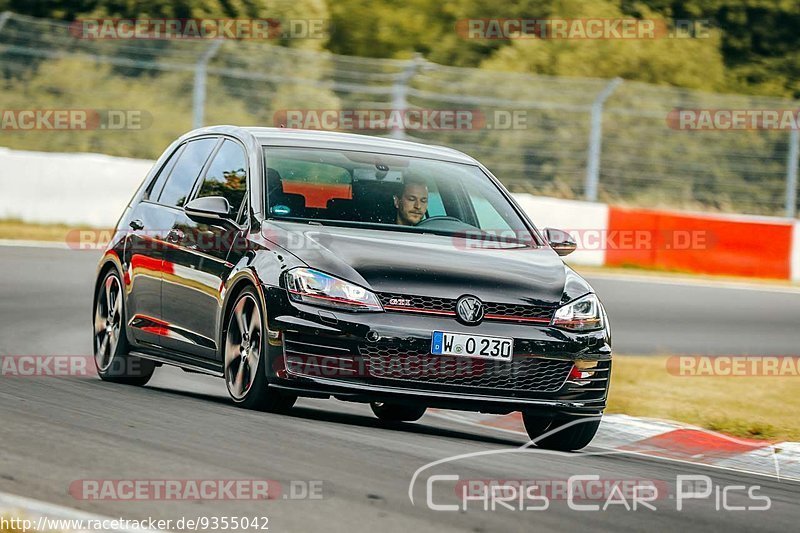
[377,292,555,323]
[379,293,455,314]
[283,334,578,396]
[484,302,553,320]
[359,342,572,393]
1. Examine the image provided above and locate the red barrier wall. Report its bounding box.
[606,207,793,279]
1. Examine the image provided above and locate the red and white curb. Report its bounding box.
[428,410,800,481]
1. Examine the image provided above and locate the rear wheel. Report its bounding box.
[93,269,155,386]
[370,402,426,422]
[522,413,601,452]
[224,287,296,412]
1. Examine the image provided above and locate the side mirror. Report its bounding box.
[184,196,234,224]
[544,227,577,257]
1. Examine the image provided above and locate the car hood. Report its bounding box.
[264,221,571,306]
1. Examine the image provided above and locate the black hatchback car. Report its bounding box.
[93,126,611,451]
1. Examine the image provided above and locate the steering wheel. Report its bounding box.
[414,216,464,227]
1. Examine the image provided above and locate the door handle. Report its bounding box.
[129,219,144,231]
[166,229,184,243]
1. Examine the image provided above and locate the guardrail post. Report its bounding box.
[0,12,12,33]
[390,54,423,140]
[585,77,622,202]
[192,40,222,130]
[785,128,799,218]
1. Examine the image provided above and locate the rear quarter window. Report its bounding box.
[157,138,218,207]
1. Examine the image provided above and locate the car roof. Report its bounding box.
[188,125,478,165]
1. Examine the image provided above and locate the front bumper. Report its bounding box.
[264,286,612,416]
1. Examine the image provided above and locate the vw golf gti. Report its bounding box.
[93,126,612,451]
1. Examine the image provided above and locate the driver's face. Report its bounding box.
[394,183,428,226]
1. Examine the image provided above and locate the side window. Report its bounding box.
[157,138,218,207]
[145,144,184,201]
[196,140,247,216]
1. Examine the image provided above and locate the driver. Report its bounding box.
[393,178,428,226]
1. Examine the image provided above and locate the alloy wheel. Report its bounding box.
[94,274,122,372]
[225,294,263,401]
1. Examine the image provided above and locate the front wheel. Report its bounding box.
[370,402,426,422]
[93,269,155,386]
[522,413,601,451]
[223,287,296,412]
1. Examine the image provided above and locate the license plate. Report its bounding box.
[431,331,513,361]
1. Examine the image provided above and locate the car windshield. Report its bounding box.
[262,147,538,246]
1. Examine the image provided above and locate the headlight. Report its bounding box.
[551,293,605,332]
[284,268,383,312]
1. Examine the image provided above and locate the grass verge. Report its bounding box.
[608,355,800,442]
[0,220,88,243]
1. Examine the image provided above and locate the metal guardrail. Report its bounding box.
[0,12,797,218]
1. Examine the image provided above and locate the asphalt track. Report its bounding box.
[1,245,797,357]
[1,244,799,532]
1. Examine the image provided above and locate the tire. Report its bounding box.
[522,413,601,452]
[223,286,296,412]
[93,269,156,386]
[370,402,426,423]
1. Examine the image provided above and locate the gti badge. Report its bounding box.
[456,295,484,325]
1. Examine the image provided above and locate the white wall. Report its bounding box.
[0,148,604,265]
[512,194,609,266]
[0,147,152,227]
